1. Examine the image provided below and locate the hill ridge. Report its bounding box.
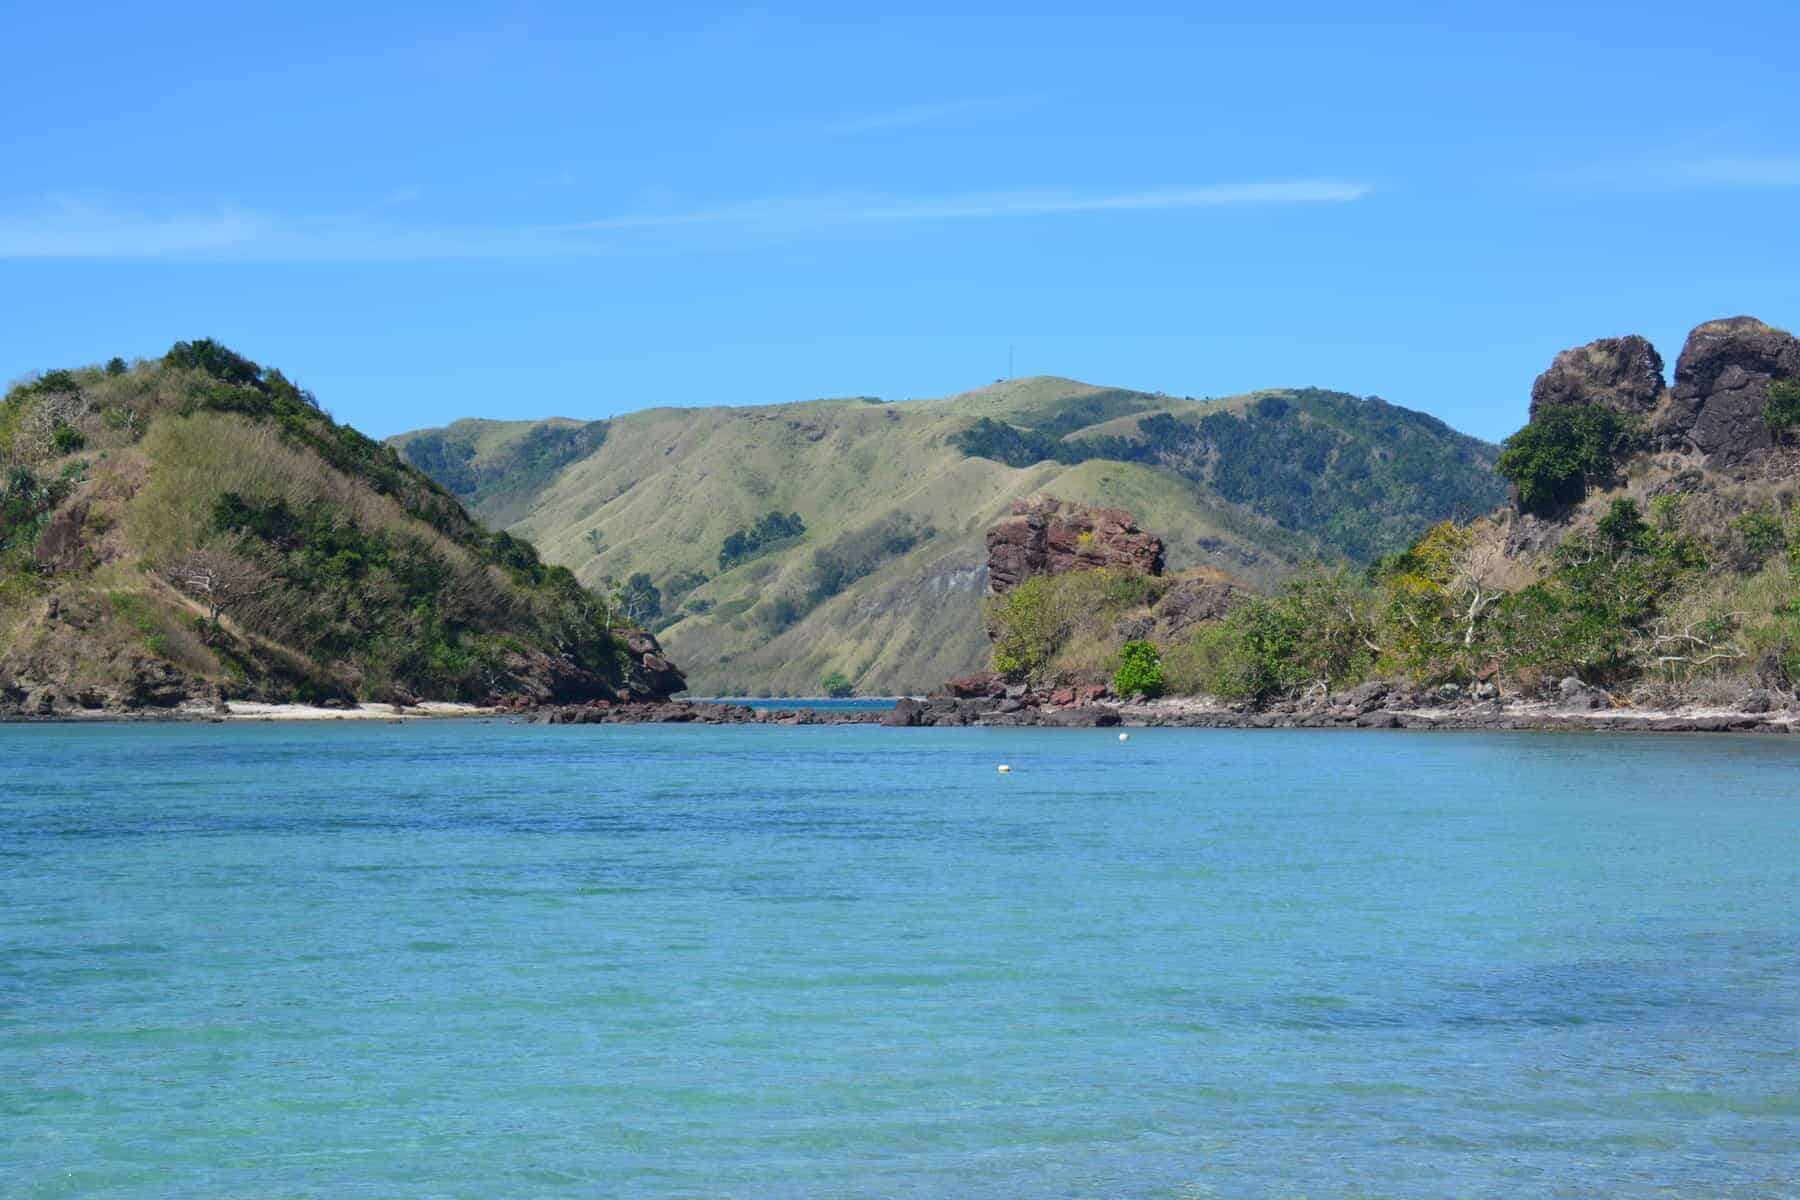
[392,374,1502,695]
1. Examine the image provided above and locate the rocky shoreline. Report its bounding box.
[9,682,1800,734]
[523,677,1800,734]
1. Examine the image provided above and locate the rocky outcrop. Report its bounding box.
[621,630,687,700]
[1666,317,1800,465]
[1525,317,1800,470]
[33,502,89,574]
[941,671,1006,699]
[985,496,1164,595]
[1151,570,1248,638]
[1528,335,1666,422]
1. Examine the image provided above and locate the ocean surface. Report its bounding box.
[2,722,1796,1198]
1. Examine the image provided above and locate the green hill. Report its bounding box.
[1,342,641,713]
[392,376,1502,696]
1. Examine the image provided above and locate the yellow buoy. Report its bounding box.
[997,764,1012,773]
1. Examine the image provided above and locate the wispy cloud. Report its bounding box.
[0,180,1373,262]
[559,180,1374,232]
[826,98,1010,134]
[1547,150,1800,192]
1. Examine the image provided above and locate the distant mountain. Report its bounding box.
[392,376,1503,696]
[0,341,666,715]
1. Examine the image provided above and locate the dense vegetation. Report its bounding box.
[1111,639,1164,698]
[954,389,1505,561]
[988,569,1163,683]
[398,418,609,524]
[208,491,617,700]
[719,511,806,572]
[1496,405,1641,515]
[989,480,1800,706]
[1215,499,1798,702]
[1,342,632,705]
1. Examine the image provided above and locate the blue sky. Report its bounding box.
[3,1,1797,441]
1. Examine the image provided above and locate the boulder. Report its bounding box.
[943,671,1005,699]
[881,697,924,727]
[1556,676,1609,710]
[1528,335,1667,422]
[122,658,190,708]
[1667,317,1800,465]
[1340,680,1390,713]
[1040,704,1122,727]
[985,495,1164,595]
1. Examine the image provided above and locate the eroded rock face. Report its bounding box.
[1151,572,1247,638]
[941,671,1005,699]
[1528,335,1666,422]
[622,630,688,701]
[1667,317,1800,465]
[985,496,1164,595]
[33,502,89,574]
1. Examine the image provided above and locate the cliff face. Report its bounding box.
[985,495,1166,594]
[1529,316,1800,470]
[1667,317,1800,464]
[1528,335,1666,422]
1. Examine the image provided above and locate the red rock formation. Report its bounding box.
[985,496,1165,595]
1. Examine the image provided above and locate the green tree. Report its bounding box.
[1497,405,1639,514]
[1112,639,1164,697]
[1493,499,1705,681]
[820,670,854,698]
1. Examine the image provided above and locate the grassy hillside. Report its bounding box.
[1,342,634,711]
[955,387,1506,561]
[395,376,1500,696]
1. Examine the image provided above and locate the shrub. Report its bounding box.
[989,568,1162,682]
[820,670,854,698]
[1164,569,1378,701]
[1112,639,1164,697]
[1496,405,1639,515]
[164,339,265,389]
[1736,509,1786,565]
[1766,379,1800,433]
[51,423,85,454]
[33,369,80,395]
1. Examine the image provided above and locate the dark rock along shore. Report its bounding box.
[524,674,1799,734]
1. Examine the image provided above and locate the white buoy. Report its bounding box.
[997,764,1012,773]
[1118,732,1129,742]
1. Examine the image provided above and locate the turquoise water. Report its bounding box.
[2,723,1796,1198]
